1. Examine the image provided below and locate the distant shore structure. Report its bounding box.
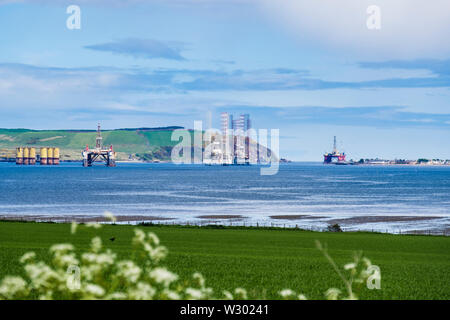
[221,112,251,164]
[82,123,116,167]
[323,136,346,164]
[15,147,59,165]
[204,112,255,165]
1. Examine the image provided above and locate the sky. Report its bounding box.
[0,0,449,160]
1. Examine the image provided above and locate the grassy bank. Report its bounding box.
[0,221,448,299]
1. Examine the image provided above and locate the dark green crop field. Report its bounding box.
[0,221,448,299]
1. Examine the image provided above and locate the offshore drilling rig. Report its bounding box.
[323,136,346,164]
[15,147,60,165]
[82,123,116,167]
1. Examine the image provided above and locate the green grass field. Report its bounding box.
[0,221,448,300]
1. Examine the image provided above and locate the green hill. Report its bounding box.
[0,127,273,162]
[0,127,192,161]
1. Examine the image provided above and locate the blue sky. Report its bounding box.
[0,0,449,160]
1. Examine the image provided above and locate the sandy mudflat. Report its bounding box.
[270,215,326,220]
[408,227,450,235]
[268,214,443,224]
[196,215,243,220]
[0,215,174,223]
[326,215,443,224]
[0,214,447,235]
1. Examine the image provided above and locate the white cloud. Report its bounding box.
[259,0,450,60]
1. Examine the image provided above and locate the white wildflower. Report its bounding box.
[106,292,127,300]
[128,282,156,300]
[143,243,167,262]
[39,290,54,300]
[80,265,101,282]
[143,243,153,255]
[133,229,146,244]
[50,244,74,253]
[362,257,372,267]
[20,252,36,264]
[91,237,102,253]
[83,284,105,297]
[0,276,28,299]
[117,261,142,283]
[81,253,97,264]
[325,288,341,300]
[96,252,116,265]
[223,290,233,300]
[201,287,214,298]
[234,288,248,299]
[149,268,178,286]
[104,211,117,223]
[344,263,356,270]
[185,287,203,299]
[85,222,102,229]
[151,247,167,262]
[192,272,205,287]
[162,289,180,300]
[147,232,160,245]
[24,262,60,289]
[70,221,78,234]
[279,289,295,298]
[54,253,79,267]
[298,294,307,300]
[82,251,116,266]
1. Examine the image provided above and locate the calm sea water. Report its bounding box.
[0,162,449,233]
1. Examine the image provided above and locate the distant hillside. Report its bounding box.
[0,127,190,161]
[0,127,274,162]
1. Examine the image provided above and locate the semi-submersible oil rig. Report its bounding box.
[82,123,116,167]
[323,136,346,164]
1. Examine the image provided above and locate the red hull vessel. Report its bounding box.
[323,136,346,164]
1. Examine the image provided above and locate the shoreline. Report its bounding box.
[2,159,450,166]
[0,213,447,236]
[0,217,447,236]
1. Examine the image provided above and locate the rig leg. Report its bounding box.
[106,154,116,167]
[87,154,92,167]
